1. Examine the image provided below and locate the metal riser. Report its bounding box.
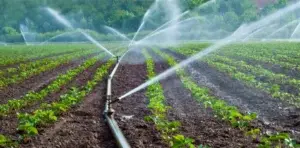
[104,57,131,148]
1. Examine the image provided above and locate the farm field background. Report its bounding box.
[2,0,300,147]
[0,42,299,147]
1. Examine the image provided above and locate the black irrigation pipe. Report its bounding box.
[103,55,131,148]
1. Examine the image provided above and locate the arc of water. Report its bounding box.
[104,26,130,41]
[46,7,74,29]
[129,10,151,46]
[119,39,231,100]
[40,30,80,45]
[20,24,30,45]
[135,16,202,45]
[242,24,277,41]
[79,30,115,57]
[46,7,115,57]
[145,10,190,38]
[266,20,299,38]
[145,0,218,39]
[119,1,300,100]
[290,22,300,38]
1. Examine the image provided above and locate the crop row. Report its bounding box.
[16,58,115,143]
[0,44,97,67]
[0,49,97,89]
[0,49,86,77]
[219,43,300,62]
[153,48,257,130]
[171,46,300,107]
[0,53,106,117]
[208,55,300,102]
[154,48,298,147]
[142,49,196,148]
[177,43,300,70]
[219,49,300,72]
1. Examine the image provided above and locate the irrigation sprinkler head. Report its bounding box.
[110,97,121,105]
[116,56,120,62]
[106,108,115,116]
[106,94,116,117]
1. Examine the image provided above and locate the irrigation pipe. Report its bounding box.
[104,56,131,148]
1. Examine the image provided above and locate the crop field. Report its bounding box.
[0,42,299,148]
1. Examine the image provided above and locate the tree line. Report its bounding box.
[0,0,290,42]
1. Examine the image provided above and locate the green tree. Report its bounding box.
[2,27,19,35]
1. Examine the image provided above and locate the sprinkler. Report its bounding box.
[116,56,120,62]
[103,54,131,148]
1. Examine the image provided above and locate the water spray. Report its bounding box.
[290,22,300,38]
[266,20,299,39]
[46,7,115,57]
[117,0,300,101]
[104,26,130,41]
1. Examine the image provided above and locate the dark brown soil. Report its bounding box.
[112,51,167,148]
[0,56,108,143]
[163,49,300,141]
[20,83,116,148]
[220,55,300,95]
[0,52,100,104]
[22,59,106,113]
[148,49,256,148]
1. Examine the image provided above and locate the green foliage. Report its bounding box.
[259,133,299,148]
[0,0,289,42]
[16,58,115,142]
[142,49,197,148]
[169,43,300,147]
[1,27,18,35]
[153,48,257,130]
[0,134,16,147]
[0,52,106,117]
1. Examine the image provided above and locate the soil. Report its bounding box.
[225,55,300,95]
[112,51,167,148]
[1,47,299,148]
[148,49,256,147]
[20,83,116,148]
[0,52,100,104]
[163,48,300,141]
[227,54,300,80]
[0,56,109,144]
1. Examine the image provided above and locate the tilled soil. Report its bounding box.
[148,49,256,147]
[112,52,166,148]
[223,55,300,95]
[0,57,107,143]
[0,52,100,104]
[163,49,300,141]
[21,83,116,148]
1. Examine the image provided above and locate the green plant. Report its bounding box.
[0,134,16,147]
[142,49,196,147]
[16,58,115,142]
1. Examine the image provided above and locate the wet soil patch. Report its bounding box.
[0,52,100,104]
[163,48,300,141]
[112,52,166,148]
[148,49,256,147]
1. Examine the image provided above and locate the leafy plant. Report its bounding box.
[142,49,196,147]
